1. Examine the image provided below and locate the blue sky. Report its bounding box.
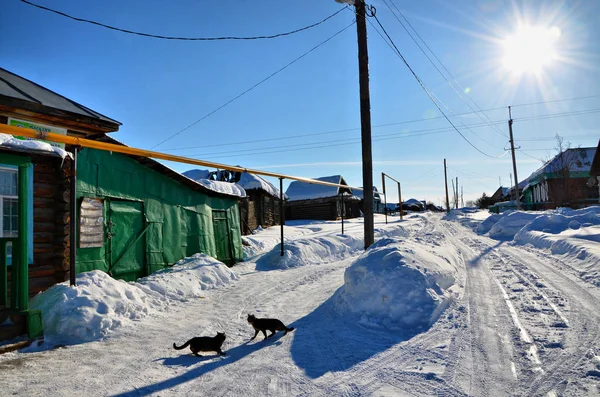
[2,0,599,205]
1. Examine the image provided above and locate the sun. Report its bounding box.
[502,25,561,74]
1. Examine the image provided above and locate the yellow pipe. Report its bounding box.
[0,124,363,191]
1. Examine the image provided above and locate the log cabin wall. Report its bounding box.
[0,115,72,296]
[31,155,71,295]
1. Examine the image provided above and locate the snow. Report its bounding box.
[285,174,351,201]
[182,169,211,181]
[195,178,246,198]
[529,147,596,181]
[0,133,71,159]
[29,254,238,346]
[237,172,285,198]
[3,211,600,396]
[333,237,457,329]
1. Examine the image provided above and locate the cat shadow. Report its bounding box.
[111,335,283,397]
[153,354,216,368]
[289,288,422,379]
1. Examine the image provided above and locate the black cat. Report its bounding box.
[173,332,226,357]
[248,314,295,340]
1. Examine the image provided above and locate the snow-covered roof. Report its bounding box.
[182,169,211,181]
[194,179,246,198]
[0,133,72,159]
[528,147,596,183]
[285,175,351,201]
[237,172,286,199]
[352,186,382,200]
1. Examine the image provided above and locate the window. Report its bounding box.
[0,168,18,238]
[0,167,18,265]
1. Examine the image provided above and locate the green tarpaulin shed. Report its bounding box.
[76,144,243,281]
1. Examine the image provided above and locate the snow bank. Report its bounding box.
[450,207,600,285]
[255,233,365,270]
[30,254,238,346]
[333,238,457,330]
[488,211,540,240]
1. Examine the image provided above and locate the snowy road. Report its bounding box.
[1,212,600,396]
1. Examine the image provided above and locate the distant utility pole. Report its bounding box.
[355,0,374,248]
[444,159,450,212]
[508,106,521,210]
[461,186,464,208]
[451,178,456,209]
[455,177,459,209]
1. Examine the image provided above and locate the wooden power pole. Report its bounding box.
[508,106,521,210]
[444,158,450,212]
[355,0,374,248]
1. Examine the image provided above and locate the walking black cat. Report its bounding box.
[247,314,295,340]
[173,332,226,357]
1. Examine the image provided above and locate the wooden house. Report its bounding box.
[352,186,386,214]
[183,169,284,235]
[490,186,509,203]
[522,146,598,210]
[0,68,243,341]
[590,139,600,203]
[284,175,360,221]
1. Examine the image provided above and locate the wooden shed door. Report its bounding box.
[107,201,146,281]
[212,210,233,266]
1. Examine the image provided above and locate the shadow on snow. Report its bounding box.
[111,336,283,397]
[289,289,423,379]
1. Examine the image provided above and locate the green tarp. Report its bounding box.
[76,148,242,280]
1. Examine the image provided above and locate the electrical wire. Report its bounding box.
[150,21,356,149]
[20,0,348,41]
[185,120,504,158]
[511,94,600,108]
[382,0,508,139]
[369,9,506,158]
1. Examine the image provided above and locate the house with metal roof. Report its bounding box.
[522,146,598,209]
[0,68,243,342]
[284,175,360,221]
[184,169,285,235]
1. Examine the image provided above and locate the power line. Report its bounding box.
[382,0,508,139]
[162,106,599,153]
[514,108,600,123]
[369,10,505,158]
[20,0,348,41]
[511,94,600,108]
[186,120,504,158]
[150,21,355,149]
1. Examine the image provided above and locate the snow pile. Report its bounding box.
[333,238,457,329]
[255,233,365,270]
[514,207,600,282]
[237,172,285,198]
[196,179,246,198]
[30,254,238,345]
[136,253,239,301]
[0,133,71,159]
[487,211,540,240]
[476,213,504,234]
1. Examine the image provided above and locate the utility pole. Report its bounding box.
[451,178,456,209]
[381,173,387,224]
[461,186,464,208]
[355,0,374,248]
[444,159,450,212]
[508,106,521,210]
[455,177,459,209]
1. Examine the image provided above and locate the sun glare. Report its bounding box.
[502,25,560,74]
